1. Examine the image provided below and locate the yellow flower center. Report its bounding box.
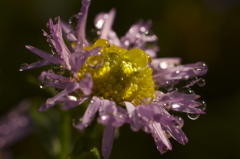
[78,39,155,106]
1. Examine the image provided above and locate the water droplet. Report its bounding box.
[46,22,49,28]
[50,34,54,39]
[124,48,148,68]
[69,14,80,29]
[87,29,100,44]
[164,80,170,85]
[68,95,77,101]
[187,114,200,120]
[144,41,158,49]
[178,88,194,94]
[54,17,59,23]
[191,76,198,81]
[194,62,208,76]
[196,99,207,111]
[166,86,174,91]
[198,79,206,87]
[107,53,121,65]
[101,115,107,121]
[21,63,28,67]
[39,83,49,89]
[48,42,54,48]
[172,117,184,128]
[184,75,190,80]
[94,13,108,29]
[20,63,28,71]
[51,48,58,55]
[86,55,103,68]
[52,65,65,75]
[163,103,170,109]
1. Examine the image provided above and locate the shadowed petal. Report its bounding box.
[102,124,115,159]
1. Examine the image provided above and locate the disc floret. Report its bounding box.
[78,39,155,105]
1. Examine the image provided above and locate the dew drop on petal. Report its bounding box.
[196,99,207,111]
[19,63,28,71]
[68,95,77,101]
[184,75,190,80]
[178,88,194,94]
[194,62,208,76]
[20,63,28,67]
[187,114,200,120]
[101,115,107,121]
[198,79,206,87]
[69,14,79,29]
[46,22,49,28]
[191,76,198,81]
[39,84,44,89]
[145,41,158,49]
[54,17,59,23]
[51,48,58,55]
[52,65,65,75]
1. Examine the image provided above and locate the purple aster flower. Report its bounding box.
[20,0,208,158]
[0,100,33,149]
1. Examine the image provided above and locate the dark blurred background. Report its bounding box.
[0,0,240,158]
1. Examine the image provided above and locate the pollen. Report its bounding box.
[78,39,155,106]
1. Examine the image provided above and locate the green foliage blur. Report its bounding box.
[0,0,240,158]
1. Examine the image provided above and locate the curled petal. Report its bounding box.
[48,18,72,69]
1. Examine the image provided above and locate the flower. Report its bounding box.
[20,0,208,158]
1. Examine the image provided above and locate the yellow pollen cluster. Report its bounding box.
[78,39,155,106]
